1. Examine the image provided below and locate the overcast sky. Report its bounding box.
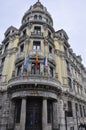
[0,0,86,66]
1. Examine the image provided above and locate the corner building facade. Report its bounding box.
[0,1,86,130]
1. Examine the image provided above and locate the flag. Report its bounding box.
[44,56,47,65]
[35,52,38,68]
[44,56,46,66]
[23,55,29,71]
[43,56,47,72]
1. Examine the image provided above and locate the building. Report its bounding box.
[0,1,86,130]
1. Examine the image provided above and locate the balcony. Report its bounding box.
[29,50,43,57]
[48,53,55,62]
[47,36,54,44]
[8,75,61,91]
[15,52,25,63]
[19,35,27,43]
[31,31,43,38]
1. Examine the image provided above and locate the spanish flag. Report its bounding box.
[35,51,38,68]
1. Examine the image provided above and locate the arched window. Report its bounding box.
[34,15,37,20]
[27,17,29,21]
[39,15,42,20]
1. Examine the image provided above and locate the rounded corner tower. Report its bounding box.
[21,1,53,27]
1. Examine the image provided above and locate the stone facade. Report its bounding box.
[0,1,86,130]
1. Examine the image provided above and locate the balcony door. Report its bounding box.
[26,98,42,130]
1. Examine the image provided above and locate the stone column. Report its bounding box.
[42,98,48,130]
[53,102,58,130]
[58,99,66,130]
[20,98,26,130]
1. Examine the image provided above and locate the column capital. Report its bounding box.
[43,97,47,100]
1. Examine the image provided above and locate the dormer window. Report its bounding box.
[5,31,10,37]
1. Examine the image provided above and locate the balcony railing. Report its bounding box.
[19,35,27,42]
[47,36,54,43]
[29,50,43,56]
[48,53,55,61]
[15,52,25,62]
[31,31,43,37]
[8,75,61,90]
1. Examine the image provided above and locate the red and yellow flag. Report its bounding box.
[35,52,38,68]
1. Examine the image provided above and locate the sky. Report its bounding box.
[0,0,86,66]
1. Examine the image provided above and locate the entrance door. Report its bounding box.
[26,98,42,130]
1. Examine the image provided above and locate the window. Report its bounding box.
[80,86,82,95]
[66,60,70,72]
[0,75,1,82]
[2,57,5,67]
[47,101,52,123]
[34,15,37,20]
[17,65,22,76]
[23,29,26,36]
[33,41,41,51]
[70,127,74,130]
[12,30,14,33]
[68,77,72,89]
[20,44,24,52]
[34,26,41,35]
[67,101,73,117]
[31,63,40,74]
[27,17,29,21]
[79,105,83,117]
[64,46,67,55]
[39,15,42,20]
[49,45,52,53]
[15,99,21,123]
[5,31,10,37]
[50,66,53,77]
[46,19,48,22]
[0,50,2,55]
[75,103,78,117]
[83,106,85,116]
[48,30,51,38]
[73,80,75,91]
[5,42,9,51]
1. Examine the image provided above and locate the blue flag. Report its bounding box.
[43,56,47,72]
[44,56,46,66]
[24,55,29,71]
